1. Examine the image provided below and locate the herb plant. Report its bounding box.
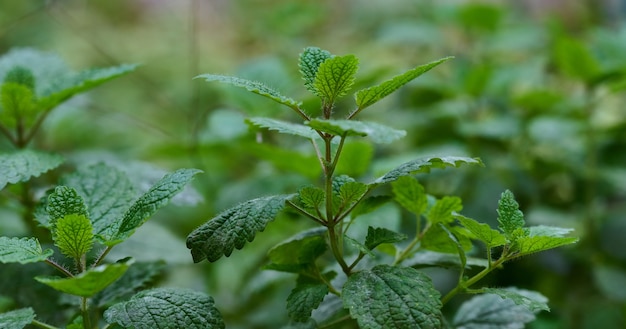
[187,47,579,328]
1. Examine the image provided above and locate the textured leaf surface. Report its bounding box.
[354,57,453,112]
[338,181,367,206]
[0,150,63,190]
[0,237,52,264]
[528,225,575,237]
[186,194,293,262]
[196,74,301,108]
[53,214,94,260]
[307,119,406,144]
[421,224,472,253]
[513,235,578,256]
[0,82,36,128]
[106,168,202,244]
[46,186,89,225]
[392,176,427,215]
[299,186,326,210]
[482,288,550,313]
[427,196,462,224]
[342,265,443,329]
[35,261,131,297]
[373,156,483,185]
[299,47,332,96]
[246,117,319,140]
[496,190,527,241]
[313,55,358,104]
[60,163,136,236]
[453,292,537,329]
[104,287,224,329]
[456,215,506,247]
[0,307,35,329]
[364,227,407,250]
[287,282,329,322]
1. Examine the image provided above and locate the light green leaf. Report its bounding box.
[46,186,89,225]
[422,224,472,253]
[353,57,453,115]
[287,281,329,322]
[427,196,462,224]
[53,214,94,260]
[298,186,326,210]
[104,287,224,329]
[453,291,538,329]
[497,190,527,241]
[343,265,443,329]
[186,194,293,262]
[93,261,166,307]
[0,237,52,264]
[299,47,332,96]
[0,82,36,128]
[60,163,136,237]
[351,196,392,220]
[196,74,301,109]
[339,181,367,206]
[482,288,550,313]
[246,117,319,140]
[344,235,375,257]
[267,227,327,266]
[528,225,575,237]
[307,119,406,144]
[313,54,359,104]
[402,250,488,269]
[335,141,373,177]
[37,64,138,110]
[35,260,131,297]
[512,235,578,257]
[0,150,63,190]
[364,226,407,250]
[105,168,202,245]
[456,215,506,247]
[0,307,35,329]
[552,37,600,83]
[373,156,483,185]
[392,176,428,215]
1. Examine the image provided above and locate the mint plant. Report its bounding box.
[187,47,579,328]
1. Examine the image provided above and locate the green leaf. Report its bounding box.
[427,196,462,224]
[354,57,453,114]
[552,37,600,83]
[512,235,578,257]
[453,291,538,329]
[267,227,327,266]
[422,224,472,253]
[455,215,506,247]
[246,117,319,140]
[93,261,166,307]
[46,186,89,225]
[196,74,301,109]
[338,181,367,206]
[35,260,131,297]
[392,176,428,215]
[104,287,224,329]
[186,194,293,263]
[287,281,329,322]
[105,168,202,245]
[0,307,35,329]
[52,214,94,260]
[528,225,575,237]
[344,235,375,257]
[59,163,136,236]
[373,156,483,185]
[342,265,443,329]
[496,190,527,241]
[307,119,406,144]
[0,82,36,128]
[298,186,326,210]
[482,288,550,313]
[351,196,392,220]
[313,54,359,104]
[0,237,53,264]
[0,150,63,190]
[335,140,373,177]
[299,47,332,96]
[403,250,488,269]
[37,64,138,110]
[364,227,407,250]
[3,66,35,90]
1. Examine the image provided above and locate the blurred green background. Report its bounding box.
[2,0,626,328]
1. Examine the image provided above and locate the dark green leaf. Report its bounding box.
[35,260,131,297]
[298,186,326,210]
[0,237,52,264]
[455,215,506,247]
[364,227,407,250]
[307,119,406,144]
[287,282,329,322]
[196,74,301,109]
[453,291,538,329]
[339,181,367,206]
[46,186,89,226]
[299,47,332,96]
[106,168,202,245]
[246,117,319,140]
[53,214,94,260]
[0,150,63,190]
[496,190,527,241]
[482,288,550,313]
[354,57,453,114]
[0,307,35,329]
[267,227,327,266]
[342,265,443,329]
[392,176,427,215]
[104,287,224,329]
[186,194,293,262]
[427,196,462,224]
[373,156,483,185]
[313,54,358,104]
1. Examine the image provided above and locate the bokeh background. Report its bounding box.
[2,0,626,328]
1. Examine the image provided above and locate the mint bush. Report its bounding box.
[186,47,579,328]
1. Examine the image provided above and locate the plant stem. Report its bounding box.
[92,246,113,267]
[441,256,507,305]
[286,200,326,225]
[31,320,61,329]
[319,315,353,329]
[348,252,365,271]
[81,297,91,329]
[328,224,351,275]
[0,123,17,145]
[45,258,74,277]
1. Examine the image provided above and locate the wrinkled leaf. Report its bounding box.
[104,287,224,329]
[246,117,319,140]
[46,186,89,226]
[392,176,428,215]
[187,194,293,262]
[53,214,94,260]
[373,156,483,185]
[35,260,131,297]
[0,82,36,128]
[497,190,526,241]
[314,54,359,104]
[338,181,368,206]
[307,119,406,144]
[453,291,538,329]
[0,307,35,329]
[364,226,407,250]
[456,215,506,247]
[298,186,326,210]
[287,282,329,322]
[0,237,52,264]
[482,288,550,313]
[299,47,332,96]
[427,196,462,224]
[0,150,63,190]
[512,235,578,256]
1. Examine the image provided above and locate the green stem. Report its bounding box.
[45,258,74,277]
[286,200,326,225]
[31,320,61,329]
[319,315,353,329]
[348,252,366,271]
[328,224,351,275]
[81,297,91,329]
[92,246,113,267]
[0,123,17,145]
[441,256,508,305]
